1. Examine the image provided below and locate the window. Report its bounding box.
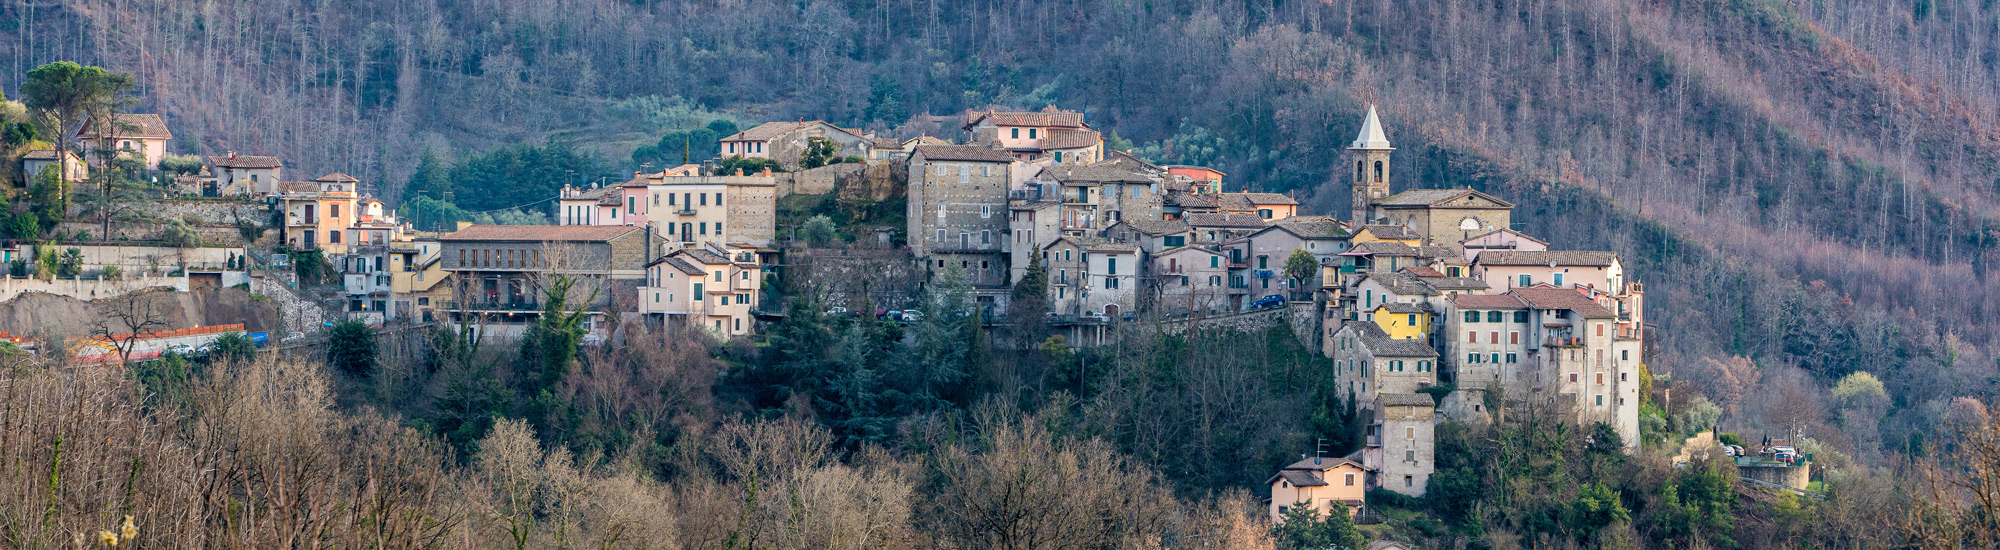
[1554,273,1564,286]
[1597,323,1605,337]
[1487,311,1503,322]
[1506,353,1518,363]
[1595,395,1604,406]
[1468,353,1481,363]
[1011,128,1020,139]
[1467,331,1477,343]
[1404,475,1413,487]
[1518,274,1531,287]
[1029,128,1038,139]
[700,194,708,206]
[1490,331,1499,343]
[653,194,659,206]
[694,283,704,294]
[1569,373,1578,382]
[1407,314,1418,326]
[982,165,991,177]
[628,196,636,215]
[1164,235,1185,247]
[330,230,342,243]
[1209,275,1221,286]
[1464,311,1479,323]
[1259,208,1273,219]
[1210,256,1219,268]
[1344,473,1355,486]
[1406,427,1415,439]
[1107,257,1117,275]
[1406,450,1416,462]
[1356,160,1364,182]
[1621,350,1631,361]
[1491,353,1500,364]
[1596,373,1605,384]
[714,270,723,282]
[981,230,991,244]
[1105,277,1120,289]
[937,229,946,242]
[668,193,676,205]
[1258,256,1268,269]
[981,205,992,218]
[667,223,676,235]
[1621,372,1629,381]
[1514,311,1529,323]
[700,223,708,234]
[1509,331,1520,344]
[1054,151,1063,163]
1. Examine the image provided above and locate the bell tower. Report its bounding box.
[1348,105,1394,225]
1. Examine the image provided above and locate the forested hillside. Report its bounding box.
[12,0,2000,539]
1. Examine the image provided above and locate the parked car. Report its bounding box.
[824,306,848,316]
[875,307,892,319]
[1250,295,1286,309]
[281,332,306,344]
[165,344,196,356]
[899,311,924,323]
[1727,445,1745,457]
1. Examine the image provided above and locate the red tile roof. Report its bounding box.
[1509,286,1615,317]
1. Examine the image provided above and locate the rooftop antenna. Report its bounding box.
[1314,439,1327,465]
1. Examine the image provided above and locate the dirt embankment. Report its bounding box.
[0,287,280,338]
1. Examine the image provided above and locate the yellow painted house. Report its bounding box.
[1267,457,1368,523]
[1349,224,1422,247]
[1372,302,1431,340]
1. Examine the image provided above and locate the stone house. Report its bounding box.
[908,145,1016,295]
[1185,212,1268,244]
[639,244,762,337]
[1103,218,1192,255]
[1216,192,1300,221]
[1266,457,1367,523]
[718,121,871,170]
[963,107,1103,164]
[1445,293,1534,391]
[1008,198,1062,285]
[1233,216,1350,294]
[21,149,86,184]
[1330,321,1440,409]
[207,153,284,196]
[76,113,171,170]
[1164,165,1225,195]
[437,224,653,339]
[1152,245,1231,315]
[1030,163,1161,232]
[1365,393,1437,497]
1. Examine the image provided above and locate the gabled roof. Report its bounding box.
[1422,277,1490,291]
[1373,188,1514,209]
[1265,216,1349,239]
[720,121,860,143]
[1170,194,1221,209]
[1464,228,1549,247]
[1183,212,1270,229]
[1378,393,1436,408]
[904,135,951,147]
[316,173,359,183]
[1349,105,1391,150]
[964,108,1088,130]
[1040,128,1103,150]
[208,154,283,169]
[1037,164,1151,184]
[1346,321,1438,357]
[78,114,171,139]
[1452,293,1527,309]
[279,181,319,194]
[1376,302,1429,314]
[22,149,81,161]
[676,248,731,266]
[1509,286,1616,317]
[1399,267,1444,277]
[1155,244,1224,258]
[1220,192,1298,208]
[1101,150,1165,174]
[1342,241,1419,257]
[1360,225,1422,240]
[1273,470,1329,487]
[1281,456,1366,472]
[914,144,1015,163]
[441,225,640,243]
[1115,218,1191,236]
[1358,272,1435,297]
[1087,242,1141,253]
[647,256,706,275]
[1476,250,1618,268]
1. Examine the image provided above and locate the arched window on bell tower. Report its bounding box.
[1356,160,1365,183]
[1374,161,1385,183]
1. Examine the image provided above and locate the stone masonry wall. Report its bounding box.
[786,248,922,310]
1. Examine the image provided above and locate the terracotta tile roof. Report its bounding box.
[1400,267,1445,277]
[1039,128,1102,150]
[279,181,319,193]
[965,108,1087,129]
[1088,242,1141,253]
[1217,192,1297,208]
[914,144,1016,163]
[1361,225,1421,240]
[1343,241,1419,256]
[1116,218,1190,235]
[1378,393,1437,407]
[78,114,171,139]
[1037,164,1151,184]
[1348,321,1438,357]
[1273,470,1328,487]
[1422,277,1490,291]
[675,248,732,266]
[1451,293,1527,309]
[870,138,902,149]
[1362,273,1435,296]
[22,149,80,161]
[1509,286,1615,317]
[1372,188,1514,208]
[1476,250,1618,267]
[316,173,359,183]
[1171,194,1221,209]
[648,256,706,275]
[721,121,810,141]
[1268,216,1349,239]
[207,154,283,169]
[1377,301,1429,314]
[1280,456,1365,472]
[441,225,639,243]
[1101,150,1164,174]
[1464,228,1549,247]
[1183,212,1269,228]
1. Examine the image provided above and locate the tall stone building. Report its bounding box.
[1349,105,1394,226]
[1346,107,1514,249]
[908,145,1018,307]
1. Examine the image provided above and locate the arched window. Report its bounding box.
[1373,160,1384,183]
[1356,160,1364,182]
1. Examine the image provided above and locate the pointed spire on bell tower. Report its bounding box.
[1347,105,1395,225]
[1350,105,1392,150]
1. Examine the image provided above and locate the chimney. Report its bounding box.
[761,167,771,176]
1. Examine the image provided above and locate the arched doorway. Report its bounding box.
[1104,305,1119,319]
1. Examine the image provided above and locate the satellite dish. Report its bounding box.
[1458,218,1480,232]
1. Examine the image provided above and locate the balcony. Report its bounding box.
[1227,260,1248,269]
[1545,336,1586,348]
[445,300,543,312]
[672,208,697,216]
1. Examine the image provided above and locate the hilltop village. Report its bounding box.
[10,104,1672,522]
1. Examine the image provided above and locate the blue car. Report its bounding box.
[1250,295,1286,309]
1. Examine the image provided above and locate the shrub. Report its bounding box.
[99,265,121,279]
